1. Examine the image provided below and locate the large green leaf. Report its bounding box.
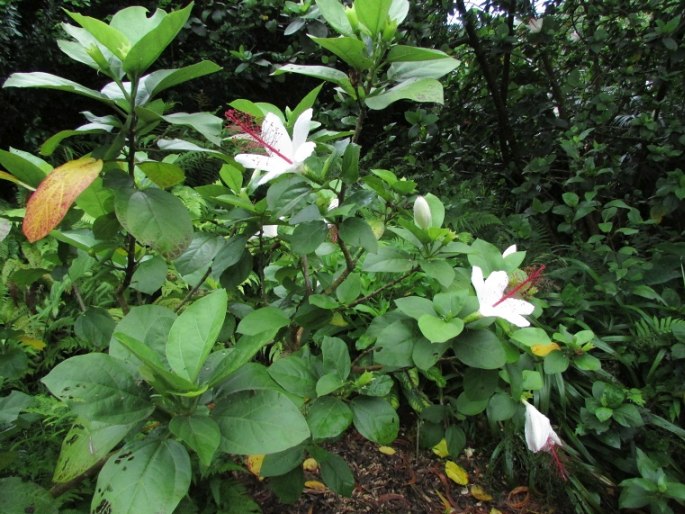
[166,289,228,382]
[3,72,116,106]
[306,397,353,440]
[387,45,454,62]
[205,330,278,387]
[0,149,49,187]
[355,0,392,36]
[350,396,399,444]
[309,446,355,497]
[268,355,318,398]
[214,390,310,454]
[109,304,176,368]
[373,319,416,368]
[41,353,153,425]
[453,330,507,369]
[365,78,444,110]
[273,64,355,96]
[169,414,221,467]
[322,336,351,380]
[130,256,168,294]
[66,11,130,60]
[138,161,185,189]
[114,187,193,259]
[53,419,136,483]
[315,0,354,36]
[161,112,223,146]
[339,217,378,253]
[0,477,58,514]
[123,4,193,75]
[291,220,328,255]
[388,58,459,80]
[142,61,222,98]
[310,37,373,70]
[92,438,191,514]
[418,315,464,343]
[237,306,290,336]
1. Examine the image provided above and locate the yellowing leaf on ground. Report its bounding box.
[18,336,46,351]
[245,454,264,478]
[303,457,319,472]
[489,508,503,514]
[378,445,396,455]
[445,460,469,485]
[531,342,561,356]
[23,157,103,242]
[304,480,327,491]
[471,484,493,501]
[435,489,452,510]
[432,438,449,458]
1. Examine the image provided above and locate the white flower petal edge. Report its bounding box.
[502,244,517,257]
[471,266,535,327]
[524,401,563,453]
[261,112,292,158]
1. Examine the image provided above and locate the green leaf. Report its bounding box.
[260,446,306,478]
[453,330,506,369]
[291,220,329,255]
[619,479,654,508]
[273,64,355,96]
[75,307,115,350]
[316,372,345,396]
[544,351,570,374]
[174,233,225,277]
[237,306,290,336]
[268,355,318,398]
[388,59,459,80]
[463,368,498,401]
[161,112,223,146]
[309,447,355,497]
[350,396,399,444]
[214,390,310,454]
[130,256,168,294]
[166,290,227,382]
[123,4,193,75]
[138,161,185,188]
[143,61,222,98]
[574,353,601,371]
[412,338,448,370]
[365,78,444,110]
[373,319,416,368]
[487,393,517,421]
[322,336,351,379]
[355,0,392,35]
[92,438,191,514]
[511,327,551,347]
[0,391,34,425]
[66,11,130,60]
[339,217,378,253]
[336,272,362,304]
[387,45,454,62]
[0,149,49,188]
[522,370,543,390]
[53,419,135,483]
[307,397,353,440]
[418,315,463,343]
[0,477,58,514]
[362,246,413,272]
[115,187,193,259]
[3,72,115,107]
[420,260,455,287]
[315,0,354,36]
[42,353,153,425]
[205,330,278,387]
[395,296,436,320]
[169,415,221,467]
[310,37,372,69]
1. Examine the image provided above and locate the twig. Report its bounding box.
[349,268,417,307]
[175,266,213,312]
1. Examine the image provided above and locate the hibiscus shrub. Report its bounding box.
[0,1,625,513]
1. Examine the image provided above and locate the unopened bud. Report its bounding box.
[413,195,432,230]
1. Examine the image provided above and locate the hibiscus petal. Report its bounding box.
[235,154,287,173]
[293,141,316,162]
[291,108,313,152]
[262,112,293,159]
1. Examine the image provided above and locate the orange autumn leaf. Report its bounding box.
[22,157,103,242]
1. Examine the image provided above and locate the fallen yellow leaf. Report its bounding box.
[18,336,46,351]
[304,480,327,491]
[432,438,449,458]
[378,445,396,455]
[471,484,493,501]
[489,509,503,514]
[245,454,264,478]
[435,489,451,510]
[445,461,469,485]
[303,457,319,472]
[531,342,561,356]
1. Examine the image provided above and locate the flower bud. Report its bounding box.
[413,195,432,230]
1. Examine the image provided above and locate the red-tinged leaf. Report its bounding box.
[23,157,103,242]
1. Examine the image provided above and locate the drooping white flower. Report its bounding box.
[413,195,432,230]
[527,18,543,33]
[523,401,563,453]
[471,266,535,327]
[231,108,316,186]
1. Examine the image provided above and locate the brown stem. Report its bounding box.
[324,238,357,294]
[539,50,569,122]
[115,233,136,313]
[349,268,417,308]
[175,266,213,313]
[302,255,313,297]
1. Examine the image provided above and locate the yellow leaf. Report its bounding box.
[23,157,103,242]
[378,445,396,455]
[445,461,469,485]
[489,509,503,514]
[245,454,264,478]
[471,484,493,501]
[531,342,561,357]
[303,457,319,472]
[304,480,327,491]
[18,336,46,351]
[330,312,348,327]
[432,438,449,458]
[435,489,451,510]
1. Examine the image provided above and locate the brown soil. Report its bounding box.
[247,430,559,514]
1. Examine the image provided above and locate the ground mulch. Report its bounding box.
[246,430,559,513]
